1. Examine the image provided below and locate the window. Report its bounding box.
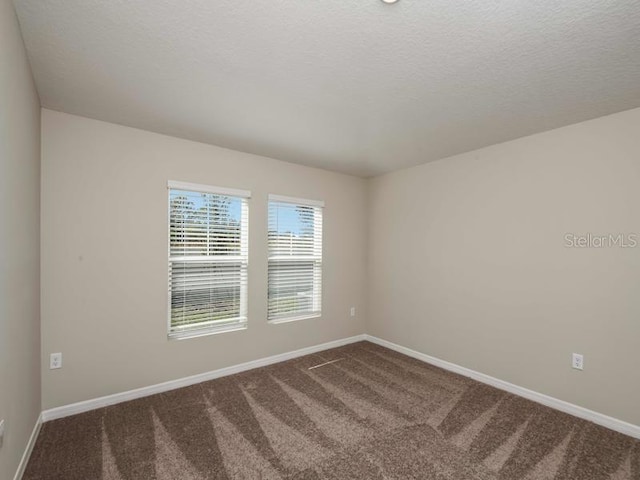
[168,181,249,338]
[268,195,323,322]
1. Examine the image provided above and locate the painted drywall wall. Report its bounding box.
[368,107,640,425]
[0,0,41,477]
[41,109,367,409]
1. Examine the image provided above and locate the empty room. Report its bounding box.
[2,0,640,479]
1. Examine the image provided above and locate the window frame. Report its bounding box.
[167,180,250,340]
[267,194,324,324]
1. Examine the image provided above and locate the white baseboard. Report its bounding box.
[364,334,640,440]
[41,334,367,422]
[13,413,43,480]
[38,331,640,441]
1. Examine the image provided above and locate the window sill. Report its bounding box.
[268,313,321,325]
[168,323,247,340]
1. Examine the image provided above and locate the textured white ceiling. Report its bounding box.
[13,0,640,177]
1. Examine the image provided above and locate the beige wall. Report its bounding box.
[41,109,367,409]
[0,0,41,477]
[368,107,640,425]
[38,95,640,427]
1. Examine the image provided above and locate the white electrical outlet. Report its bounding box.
[350,307,356,317]
[0,419,5,448]
[572,353,584,370]
[50,352,62,370]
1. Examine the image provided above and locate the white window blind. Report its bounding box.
[168,182,249,338]
[268,195,323,322]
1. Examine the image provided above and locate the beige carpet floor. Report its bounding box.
[24,341,639,479]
